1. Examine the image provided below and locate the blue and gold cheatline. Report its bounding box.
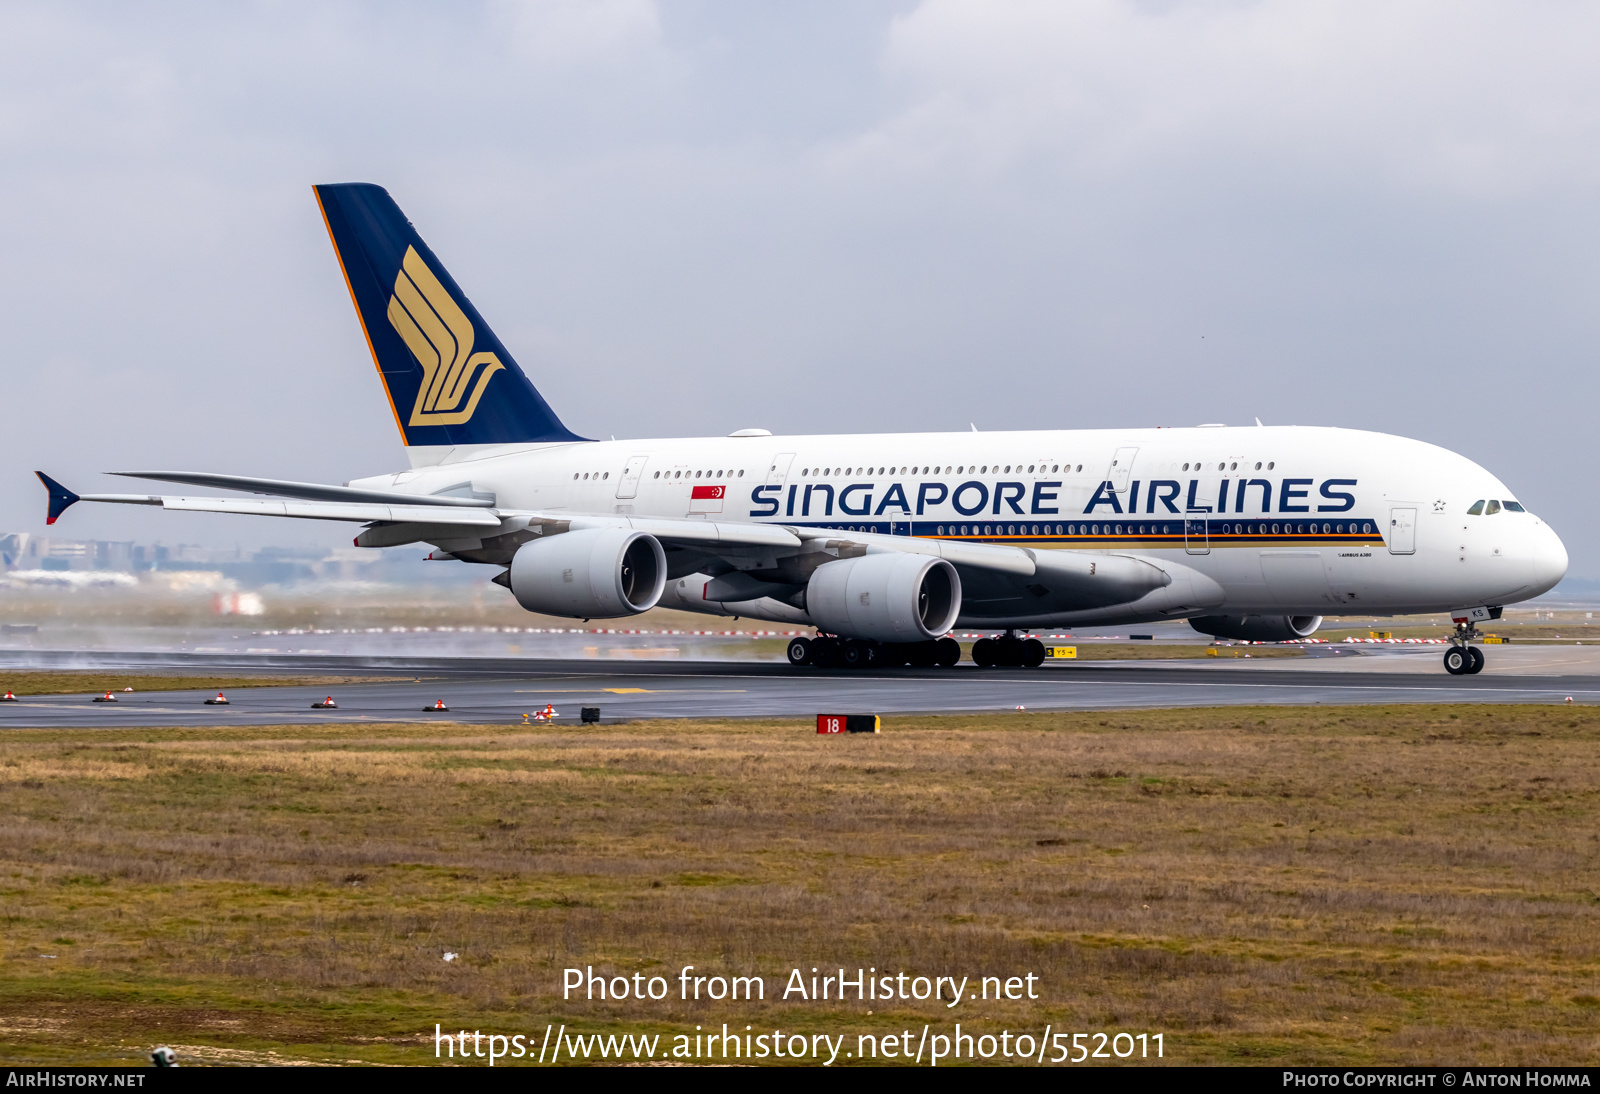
[763,516,1381,549]
[314,183,586,448]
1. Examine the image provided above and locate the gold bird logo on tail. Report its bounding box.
[386,246,505,426]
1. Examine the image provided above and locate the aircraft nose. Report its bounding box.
[1527,522,1568,597]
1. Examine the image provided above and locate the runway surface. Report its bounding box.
[1,648,1594,727]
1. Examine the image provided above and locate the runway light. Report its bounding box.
[427,699,450,712]
[204,692,230,705]
[1,690,16,702]
[93,691,117,703]
[312,696,338,709]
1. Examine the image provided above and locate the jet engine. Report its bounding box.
[806,553,961,642]
[1188,614,1323,643]
[507,528,666,618]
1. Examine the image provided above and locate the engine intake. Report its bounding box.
[806,553,961,642]
[1188,614,1322,643]
[508,528,666,618]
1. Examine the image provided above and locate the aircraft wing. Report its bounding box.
[36,472,801,548]
[36,471,1171,613]
[107,471,495,508]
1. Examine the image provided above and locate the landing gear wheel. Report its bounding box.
[935,637,961,667]
[810,637,840,668]
[1443,646,1470,675]
[972,638,996,667]
[878,643,910,668]
[841,640,877,669]
[1466,646,1485,674]
[907,641,938,668]
[786,637,813,666]
[994,637,1023,667]
[1020,638,1046,668]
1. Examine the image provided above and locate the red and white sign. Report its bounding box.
[689,484,725,513]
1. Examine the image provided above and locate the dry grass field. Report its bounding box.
[2,706,1598,1067]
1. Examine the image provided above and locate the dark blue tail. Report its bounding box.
[314,183,586,447]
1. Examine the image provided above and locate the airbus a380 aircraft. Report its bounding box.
[37,184,1568,674]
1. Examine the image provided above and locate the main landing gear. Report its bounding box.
[971,631,1046,668]
[787,635,961,669]
[1443,622,1486,676]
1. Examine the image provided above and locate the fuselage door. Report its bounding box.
[615,455,649,500]
[1109,447,1139,493]
[766,453,795,488]
[889,511,913,536]
[1185,518,1210,555]
[1388,507,1417,555]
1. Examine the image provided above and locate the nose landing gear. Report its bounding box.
[1443,622,1487,675]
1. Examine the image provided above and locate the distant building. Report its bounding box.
[0,533,478,588]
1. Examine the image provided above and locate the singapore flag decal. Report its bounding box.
[689,484,726,513]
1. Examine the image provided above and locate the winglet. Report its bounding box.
[35,472,79,525]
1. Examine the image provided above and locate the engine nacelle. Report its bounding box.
[806,553,961,642]
[507,528,666,618]
[1189,614,1323,643]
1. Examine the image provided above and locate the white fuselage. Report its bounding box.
[352,425,1568,627]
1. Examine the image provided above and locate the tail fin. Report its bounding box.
[313,183,586,447]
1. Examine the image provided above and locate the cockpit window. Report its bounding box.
[1466,500,1486,515]
[1485,499,1502,515]
[1502,500,1526,512]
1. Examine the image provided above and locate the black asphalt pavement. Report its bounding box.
[0,651,1593,727]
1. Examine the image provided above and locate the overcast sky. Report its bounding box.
[3,1,1597,576]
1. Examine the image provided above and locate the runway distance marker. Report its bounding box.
[818,714,880,734]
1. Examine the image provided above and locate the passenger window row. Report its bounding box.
[649,469,748,480]
[799,463,1084,477]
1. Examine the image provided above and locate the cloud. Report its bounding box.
[0,1,1595,575]
[870,0,1600,197]
[495,0,666,70]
